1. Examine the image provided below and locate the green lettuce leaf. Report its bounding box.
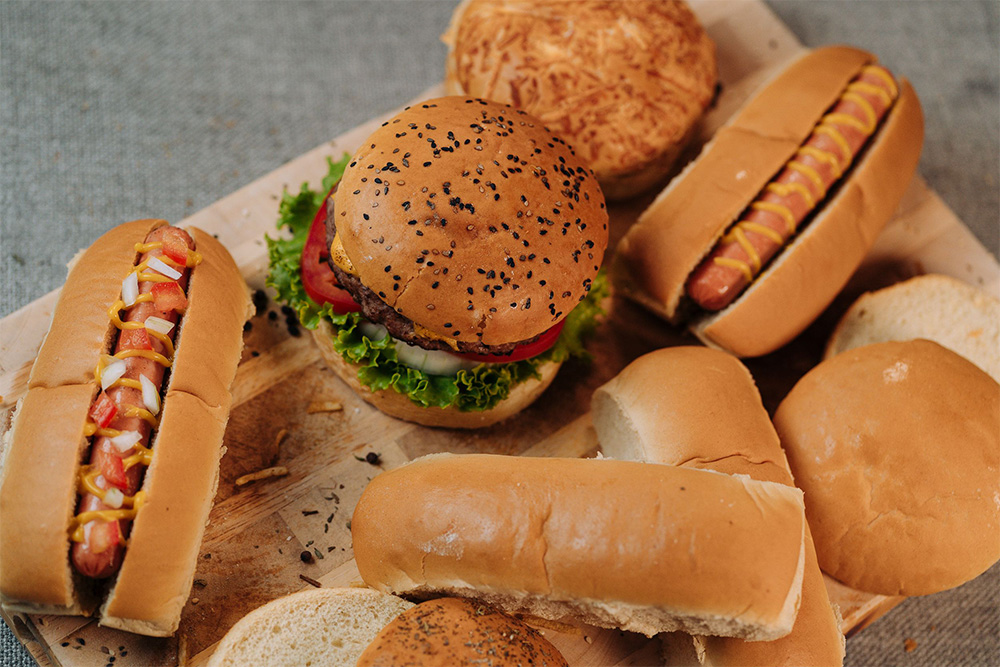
[265,156,607,412]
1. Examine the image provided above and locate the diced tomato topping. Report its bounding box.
[89,519,125,554]
[301,194,363,314]
[152,281,188,313]
[118,326,153,350]
[93,446,129,491]
[452,320,566,363]
[162,229,192,265]
[88,392,118,428]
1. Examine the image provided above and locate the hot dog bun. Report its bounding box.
[593,347,844,666]
[0,221,252,636]
[352,453,807,641]
[825,273,1000,381]
[615,46,924,357]
[311,320,561,429]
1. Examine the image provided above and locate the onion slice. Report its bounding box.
[109,430,142,453]
[140,374,160,416]
[147,256,182,280]
[122,272,139,307]
[144,316,174,335]
[359,322,389,341]
[104,488,125,509]
[393,338,481,376]
[100,358,128,390]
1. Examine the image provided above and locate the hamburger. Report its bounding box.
[267,97,609,428]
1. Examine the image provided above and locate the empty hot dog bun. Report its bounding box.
[825,273,1000,381]
[615,46,924,357]
[207,587,414,667]
[593,347,844,667]
[0,219,252,635]
[774,340,1000,596]
[356,597,568,667]
[442,0,717,200]
[351,453,808,641]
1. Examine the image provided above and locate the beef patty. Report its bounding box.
[324,200,542,357]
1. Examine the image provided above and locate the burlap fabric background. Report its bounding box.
[1,2,997,665]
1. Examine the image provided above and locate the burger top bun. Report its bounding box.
[443,0,717,200]
[774,339,1000,596]
[333,96,608,346]
[356,597,568,667]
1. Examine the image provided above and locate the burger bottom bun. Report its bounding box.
[206,588,414,667]
[775,339,1000,596]
[312,321,561,429]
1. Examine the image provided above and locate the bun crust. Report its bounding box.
[592,347,845,666]
[356,597,568,667]
[443,0,717,200]
[615,46,924,357]
[352,453,807,641]
[311,320,560,429]
[0,222,251,635]
[332,96,608,347]
[774,340,1000,596]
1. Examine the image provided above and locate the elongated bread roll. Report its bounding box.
[352,453,807,641]
[593,346,844,666]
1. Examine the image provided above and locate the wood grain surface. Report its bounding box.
[1,2,997,665]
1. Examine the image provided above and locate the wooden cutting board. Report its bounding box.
[2,1,997,665]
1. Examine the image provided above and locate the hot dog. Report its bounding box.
[615,46,924,357]
[0,219,251,636]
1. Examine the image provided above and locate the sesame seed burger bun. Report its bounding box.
[332,97,609,348]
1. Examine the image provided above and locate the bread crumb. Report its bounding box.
[236,466,289,486]
[904,638,917,652]
[307,401,343,414]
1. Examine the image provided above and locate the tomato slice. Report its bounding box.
[93,446,129,491]
[88,392,118,428]
[161,231,192,266]
[301,195,362,313]
[451,319,565,363]
[151,281,188,313]
[118,327,153,350]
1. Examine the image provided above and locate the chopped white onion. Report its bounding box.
[100,358,128,390]
[109,430,142,453]
[359,322,388,341]
[147,256,182,280]
[394,339,480,376]
[94,474,108,490]
[104,488,125,509]
[140,374,160,416]
[144,316,174,336]
[122,272,139,307]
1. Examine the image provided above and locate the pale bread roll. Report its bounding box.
[593,346,845,666]
[352,453,807,641]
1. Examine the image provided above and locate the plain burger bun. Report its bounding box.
[206,587,415,667]
[356,597,568,667]
[442,0,717,200]
[825,273,1000,381]
[352,453,807,641]
[311,320,560,429]
[593,347,845,667]
[774,339,1000,596]
[614,46,924,357]
[332,96,608,348]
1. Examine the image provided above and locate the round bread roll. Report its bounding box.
[442,0,717,200]
[825,273,1000,382]
[206,588,414,667]
[356,597,568,667]
[332,96,608,348]
[311,320,561,429]
[774,339,1000,596]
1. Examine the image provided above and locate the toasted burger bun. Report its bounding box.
[352,453,807,641]
[0,220,251,635]
[207,588,414,667]
[332,96,608,349]
[774,340,1000,596]
[356,597,568,667]
[593,347,845,667]
[825,273,1000,382]
[311,321,560,429]
[615,46,924,357]
[442,0,717,200]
